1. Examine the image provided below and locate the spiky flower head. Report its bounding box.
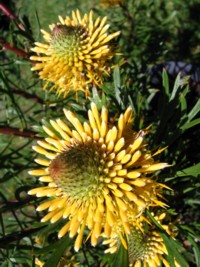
[28,103,168,251]
[103,212,179,267]
[30,10,120,97]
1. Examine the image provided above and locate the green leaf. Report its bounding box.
[110,242,129,267]
[162,69,169,96]
[147,211,188,267]
[187,235,200,267]
[181,118,200,130]
[113,66,122,106]
[176,163,200,177]
[43,236,72,267]
[187,98,200,122]
[169,73,189,101]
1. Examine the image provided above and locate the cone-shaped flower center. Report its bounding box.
[51,25,86,57]
[49,144,103,197]
[128,228,148,261]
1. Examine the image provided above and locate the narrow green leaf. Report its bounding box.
[110,242,129,267]
[180,90,187,112]
[187,98,200,121]
[169,73,189,101]
[187,235,200,267]
[113,66,122,105]
[43,236,72,267]
[181,118,200,130]
[176,163,200,177]
[162,69,169,96]
[147,211,188,267]
[161,233,189,267]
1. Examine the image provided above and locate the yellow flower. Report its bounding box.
[30,10,120,97]
[28,103,168,251]
[103,212,179,267]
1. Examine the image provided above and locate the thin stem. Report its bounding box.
[0,37,30,60]
[0,2,25,30]
[0,126,42,140]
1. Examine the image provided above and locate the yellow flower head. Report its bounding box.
[28,103,168,251]
[103,212,179,267]
[30,10,120,97]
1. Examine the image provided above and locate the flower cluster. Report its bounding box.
[29,9,177,267]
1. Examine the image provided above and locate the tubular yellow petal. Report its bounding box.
[105,246,118,254]
[91,232,98,247]
[35,158,50,166]
[125,150,142,167]
[65,112,84,136]
[36,188,57,197]
[114,137,125,153]
[91,102,101,130]
[37,200,54,211]
[118,183,132,191]
[51,210,64,223]
[83,122,92,136]
[28,169,48,176]
[128,136,144,154]
[37,141,59,152]
[126,171,141,179]
[106,127,117,143]
[56,118,73,136]
[45,138,64,151]
[144,163,169,172]
[41,210,58,222]
[117,114,125,138]
[115,149,126,162]
[124,191,138,201]
[39,176,52,182]
[129,179,146,187]
[72,130,82,142]
[107,140,114,152]
[112,188,123,197]
[58,221,71,238]
[88,110,97,130]
[93,221,102,238]
[50,120,71,141]
[112,177,124,183]
[101,106,108,124]
[100,120,107,138]
[42,126,58,138]
[28,187,49,195]
[69,219,81,238]
[93,128,100,140]
[74,222,86,252]
[115,196,127,211]
[124,106,132,123]
[120,154,131,164]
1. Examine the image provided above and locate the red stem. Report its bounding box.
[0,2,25,30]
[0,126,42,140]
[0,37,30,59]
